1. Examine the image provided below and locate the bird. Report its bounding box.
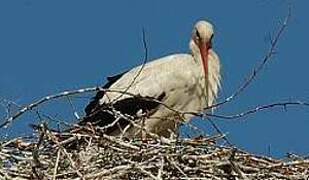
[80,20,221,138]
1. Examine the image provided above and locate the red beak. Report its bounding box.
[198,41,210,78]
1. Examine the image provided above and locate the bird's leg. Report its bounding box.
[140,109,152,143]
[174,113,186,140]
[141,116,146,142]
[176,122,180,141]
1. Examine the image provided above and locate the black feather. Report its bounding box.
[84,72,127,115]
[81,92,166,134]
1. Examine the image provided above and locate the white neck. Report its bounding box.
[189,39,221,108]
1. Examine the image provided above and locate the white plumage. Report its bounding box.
[82,20,221,138]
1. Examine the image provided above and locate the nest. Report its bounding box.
[1,124,308,180]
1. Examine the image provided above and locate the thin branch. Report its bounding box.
[112,28,149,103]
[45,128,85,179]
[0,98,21,119]
[205,6,291,110]
[52,149,61,180]
[207,101,309,120]
[66,95,80,120]
[0,87,99,128]
[205,116,233,146]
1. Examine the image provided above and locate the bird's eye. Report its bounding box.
[196,30,201,39]
[210,34,214,41]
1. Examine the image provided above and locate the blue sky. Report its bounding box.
[0,1,308,158]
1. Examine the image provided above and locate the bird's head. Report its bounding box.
[190,20,214,77]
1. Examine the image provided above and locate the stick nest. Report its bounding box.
[0,124,308,180]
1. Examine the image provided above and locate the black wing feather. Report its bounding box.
[81,92,166,134]
[84,72,127,115]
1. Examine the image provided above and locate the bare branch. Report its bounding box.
[207,100,309,120]
[206,6,291,110]
[0,87,99,128]
[66,95,80,120]
[112,28,149,103]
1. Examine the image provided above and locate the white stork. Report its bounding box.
[81,20,221,138]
